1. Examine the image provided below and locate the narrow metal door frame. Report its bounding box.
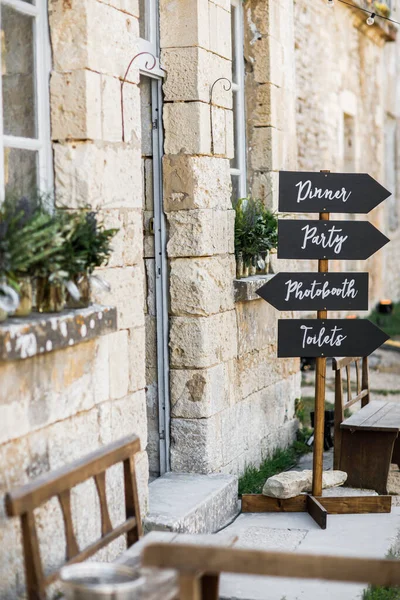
[148,76,170,475]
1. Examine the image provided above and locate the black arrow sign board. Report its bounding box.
[278,219,389,260]
[278,319,390,358]
[257,272,369,312]
[279,171,391,214]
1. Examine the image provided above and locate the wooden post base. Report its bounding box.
[241,494,392,529]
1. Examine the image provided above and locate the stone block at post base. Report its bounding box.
[262,470,348,499]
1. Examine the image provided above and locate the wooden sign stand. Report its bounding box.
[243,171,392,529]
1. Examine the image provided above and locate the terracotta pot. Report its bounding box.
[13,276,33,317]
[36,277,65,313]
[66,273,91,309]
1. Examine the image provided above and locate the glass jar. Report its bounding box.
[13,276,33,317]
[36,277,65,313]
[66,273,91,309]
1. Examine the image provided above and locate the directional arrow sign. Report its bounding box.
[257,272,369,312]
[278,219,389,260]
[278,319,390,358]
[279,171,391,214]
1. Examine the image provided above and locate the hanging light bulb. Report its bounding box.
[326,0,334,6]
[366,12,375,25]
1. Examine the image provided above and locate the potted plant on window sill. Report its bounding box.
[62,210,118,309]
[233,197,278,279]
[0,193,65,318]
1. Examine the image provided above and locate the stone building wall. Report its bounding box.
[163,0,301,476]
[0,0,148,597]
[293,0,400,307]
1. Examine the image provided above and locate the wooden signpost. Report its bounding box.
[245,170,392,528]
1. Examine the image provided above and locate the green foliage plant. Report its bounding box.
[0,192,69,289]
[233,197,278,264]
[60,210,118,278]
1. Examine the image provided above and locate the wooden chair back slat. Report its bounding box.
[5,434,142,600]
[346,365,351,404]
[362,356,370,407]
[5,436,140,518]
[94,472,113,537]
[123,456,143,543]
[21,511,46,600]
[355,359,361,394]
[332,357,370,470]
[58,490,79,560]
[45,517,138,586]
[142,543,400,594]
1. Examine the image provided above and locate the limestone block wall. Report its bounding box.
[244,0,298,211]
[382,28,400,302]
[294,0,400,306]
[162,0,301,476]
[0,1,148,597]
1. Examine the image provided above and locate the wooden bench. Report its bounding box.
[5,434,143,600]
[141,541,400,600]
[333,356,400,494]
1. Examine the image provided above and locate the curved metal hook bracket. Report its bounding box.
[120,52,157,142]
[210,77,232,155]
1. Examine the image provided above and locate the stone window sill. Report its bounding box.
[0,304,117,362]
[234,274,274,303]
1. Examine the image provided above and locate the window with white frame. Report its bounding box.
[230,0,247,200]
[0,0,52,199]
[138,0,163,77]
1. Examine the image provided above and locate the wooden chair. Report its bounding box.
[333,356,400,494]
[5,434,143,600]
[141,542,400,600]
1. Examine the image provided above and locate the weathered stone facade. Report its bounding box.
[0,0,399,596]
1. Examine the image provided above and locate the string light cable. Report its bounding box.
[326,0,400,27]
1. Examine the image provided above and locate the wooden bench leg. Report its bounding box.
[201,574,220,600]
[391,435,400,470]
[339,430,397,495]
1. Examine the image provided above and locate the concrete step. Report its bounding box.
[143,472,240,535]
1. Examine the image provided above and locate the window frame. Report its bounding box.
[0,0,53,200]
[138,0,164,79]
[230,0,247,200]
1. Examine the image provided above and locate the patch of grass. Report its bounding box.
[363,588,400,599]
[367,302,400,339]
[362,548,400,599]
[238,431,312,496]
[370,388,400,397]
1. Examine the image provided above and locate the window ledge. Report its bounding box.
[234,274,274,303]
[0,304,117,362]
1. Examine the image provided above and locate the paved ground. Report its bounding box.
[219,509,400,600]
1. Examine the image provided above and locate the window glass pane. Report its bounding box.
[4,148,38,195]
[139,0,149,40]
[1,5,37,138]
[230,91,239,170]
[231,5,237,83]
